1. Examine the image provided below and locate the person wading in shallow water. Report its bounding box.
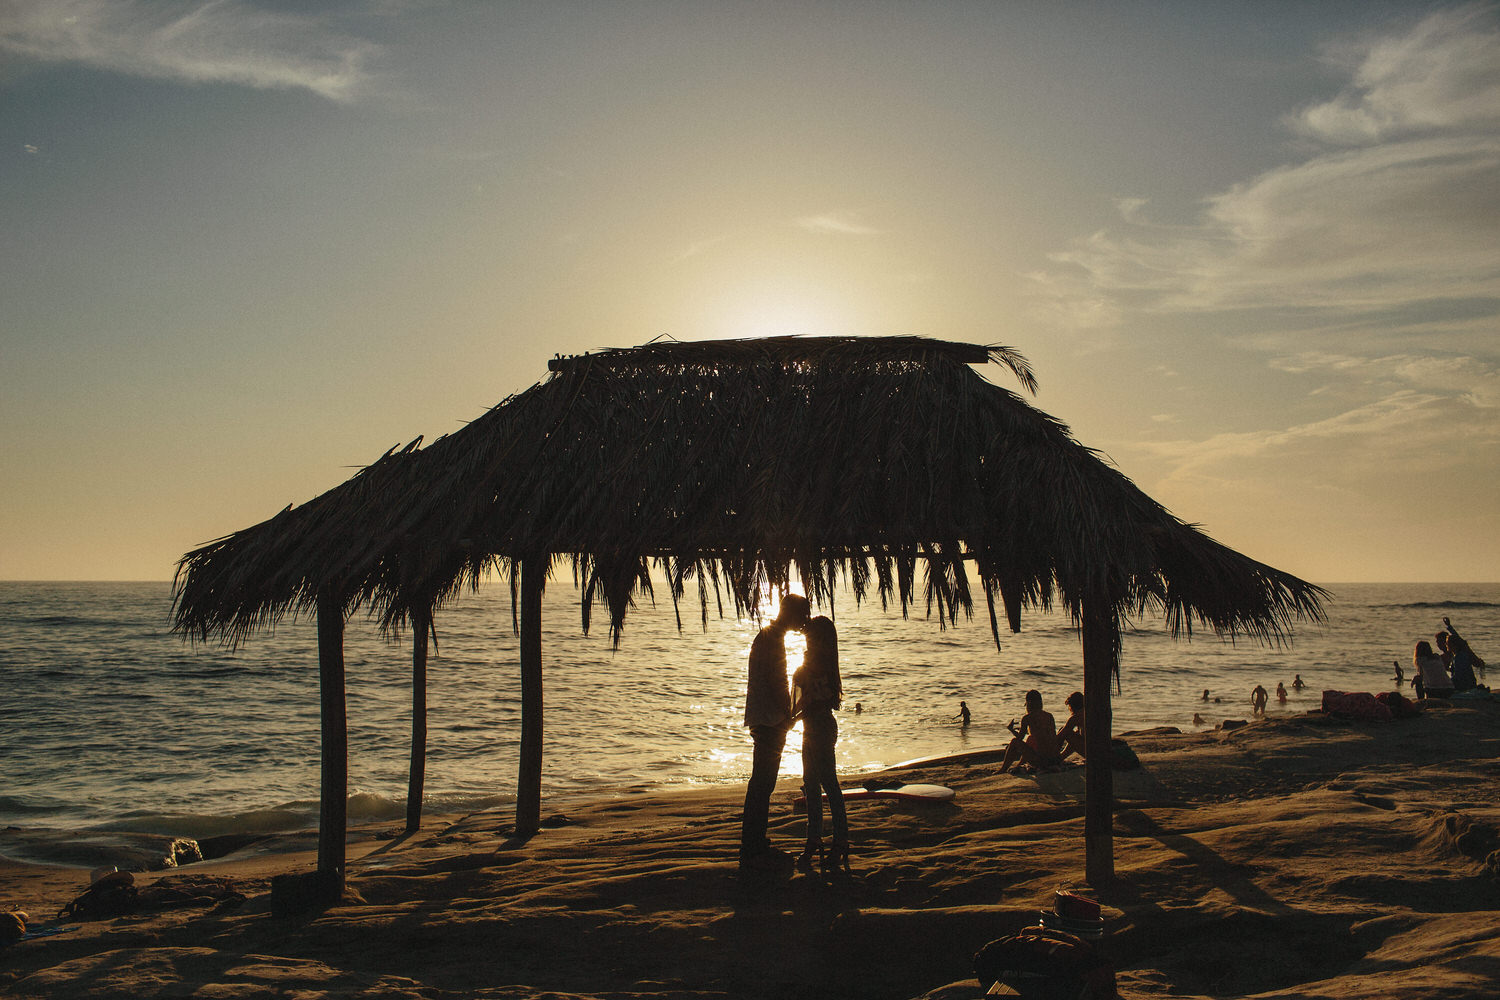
[740,594,810,869]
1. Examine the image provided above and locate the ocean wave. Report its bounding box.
[0,795,75,816]
[18,613,114,628]
[98,804,320,838]
[0,828,203,870]
[1377,601,1500,611]
[418,791,514,813]
[90,790,515,840]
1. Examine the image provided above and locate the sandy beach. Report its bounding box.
[4,698,1498,999]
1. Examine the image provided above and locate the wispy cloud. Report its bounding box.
[1292,3,1500,145]
[1269,349,1500,408]
[1140,390,1450,479]
[1138,351,1500,498]
[0,0,377,102]
[1031,6,1500,332]
[1035,6,1500,545]
[669,233,734,263]
[794,212,882,237]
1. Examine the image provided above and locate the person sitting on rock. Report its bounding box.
[1057,691,1085,760]
[999,690,1060,773]
[1414,639,1453,700]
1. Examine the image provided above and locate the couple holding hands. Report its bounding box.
[740,594,848,873]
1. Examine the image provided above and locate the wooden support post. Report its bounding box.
[316,593,348,895]
[1081,595,1117,885]
[405,604,430,834]
[516,554,545,838]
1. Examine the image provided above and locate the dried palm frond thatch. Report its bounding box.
[174,335,1324,647]
[172,437,428,647]
[396,336,1321,643]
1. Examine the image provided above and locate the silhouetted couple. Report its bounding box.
[1411,617,1485,699]
[740,594,848,872]
[998,689,1081,774]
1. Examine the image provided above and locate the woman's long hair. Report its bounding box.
[804,616,842,709]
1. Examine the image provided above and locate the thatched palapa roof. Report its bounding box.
[173,335,1325,647]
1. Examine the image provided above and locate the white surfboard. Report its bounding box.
[795,782,955,806]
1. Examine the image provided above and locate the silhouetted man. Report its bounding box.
[740,593,810,867]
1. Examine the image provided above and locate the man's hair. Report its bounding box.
[1025,689,1043,708]
[777,593,811,623]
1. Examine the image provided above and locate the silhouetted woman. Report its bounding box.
[1057,691,1085,760]
[792,615,847,871]
[1413,639,1453,699]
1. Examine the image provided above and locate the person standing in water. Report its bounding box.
[954,700,971,726]
[740,594,810,868]
[792,615,847,872]
[1251,684,1268,715]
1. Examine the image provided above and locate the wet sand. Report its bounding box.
[4,699,1498,999]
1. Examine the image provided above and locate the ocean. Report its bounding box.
[2,579,1495,863]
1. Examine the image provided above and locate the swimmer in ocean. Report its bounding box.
[1251,684,1268,715]
[1292,674,1304,691]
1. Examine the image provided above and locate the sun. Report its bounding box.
[723,289,850,340]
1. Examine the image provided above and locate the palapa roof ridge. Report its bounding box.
[545,334,1031,380]
[173,334,1325,652]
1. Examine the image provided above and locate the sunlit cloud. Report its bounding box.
[1033,8,1500,549]
[670,233,734,263]
[1292,4,1500,144]
[794,212,881,237]
[1043,136,1499,320]
[1021,267,1121,336]
[1032,6,1500,331]
[0,0,377,102]
[1269,350,1500,408]
[1137,356,1500,502]
[1141,390,1449,478]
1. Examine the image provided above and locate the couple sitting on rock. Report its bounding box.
[999,689,1085,774]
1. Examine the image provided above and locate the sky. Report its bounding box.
[2,1,1497,584]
